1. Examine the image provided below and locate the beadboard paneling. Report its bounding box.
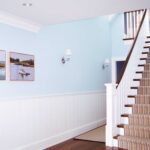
[0,91,106,150]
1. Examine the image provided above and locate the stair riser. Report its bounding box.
[142,72,150,78]
[136,97,150,104]
[147,53,150,57]
[129,116,150,126]
[133,105,150,114]
[140,79,150,86]
[118,140,150,150]
[124,127,150,138]
[146,59,150,63]
[144,64,150,70]
[137,87,150,95]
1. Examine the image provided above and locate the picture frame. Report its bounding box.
[0,50,6,80]
[10,52,35,81]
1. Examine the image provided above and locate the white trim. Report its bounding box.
[111,57,126,83]
[105,83,117,147]
[15,119,106,150]
[0,10,42,33]
[0,90,106,101]
[0,91,106,150]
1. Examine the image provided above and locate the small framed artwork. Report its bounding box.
[0,50,6,80]
[10,52,35,81]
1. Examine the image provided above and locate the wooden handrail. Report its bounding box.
[117,9,147,85]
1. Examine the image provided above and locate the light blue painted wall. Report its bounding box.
[0,24,38,97]
[0,16,111,98]
[110,14,131,58]
[37,17,111,94]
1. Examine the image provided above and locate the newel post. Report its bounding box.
[105,83,117,147]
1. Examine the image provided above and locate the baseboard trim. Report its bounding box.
[15,118,106,150]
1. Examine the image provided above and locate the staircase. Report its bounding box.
[105,9,150,150]
[117,40,150,149]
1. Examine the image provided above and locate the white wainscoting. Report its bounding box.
[0,91,106,150]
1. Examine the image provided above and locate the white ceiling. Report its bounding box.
[0,0,149,27]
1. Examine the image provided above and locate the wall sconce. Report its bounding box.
[102,59,110,69]
[61,49,72,64]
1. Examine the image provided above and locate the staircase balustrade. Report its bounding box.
[106,9,148,147]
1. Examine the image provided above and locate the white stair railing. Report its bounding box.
[124,9,144,39]
[106,9,148,147]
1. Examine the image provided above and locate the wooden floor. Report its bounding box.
[45,139,124,150]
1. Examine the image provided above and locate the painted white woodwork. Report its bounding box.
[0,10,41,32]
[106,10,149,147]
[105,83,118,147]
[0,91,106,150]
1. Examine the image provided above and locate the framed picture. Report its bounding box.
[0,50,6,80]
[10,52,34,81]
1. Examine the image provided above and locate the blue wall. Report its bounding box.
[110,14,131,57]
[0,24,37,97]
[0,16,111,98]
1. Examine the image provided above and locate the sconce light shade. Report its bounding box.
[102,58,110,69]
[61,49,72,64]
[65,49,72,61]
[66,49,72,56]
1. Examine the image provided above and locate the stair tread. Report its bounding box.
[136,71,143,73]
[117,124,125,128]
[145,41,150,43]
[138,64,145,66]
[113,134,120,139]
[123,124,150,132]
[133,79,141,81]
[142,51,149,54]
[141,70,150,72]
[138,85,150,86]
[136,95,150,97]
[117,124,150,128]
[125,104,133,107]
[129,114,150,117]
[144,46,150,48]
[121,114,129,117]
[131,87,138,89]
[138,86,150,87]
[128,95,136,98]
[124,124,150,128]
[133,104,150,106]
[140,58,147,60]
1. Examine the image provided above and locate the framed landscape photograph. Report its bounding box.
[0,50,6,80]
[10,52,34,81]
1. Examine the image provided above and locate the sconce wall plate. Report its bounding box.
[102,58,110,69]
[62,57,65,64]
[61,49,72,64]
